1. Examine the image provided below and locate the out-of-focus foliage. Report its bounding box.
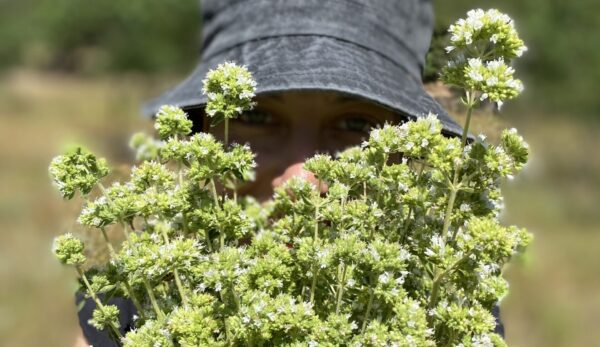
[429,0,600,120]
[0,0,199,74]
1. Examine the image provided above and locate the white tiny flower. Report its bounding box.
[468,70,484,82]
[486,76,499,86]
[516,45,528,57]
[378,272,391,284]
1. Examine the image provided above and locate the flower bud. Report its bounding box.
[154,105,193,140]
[53,233,86,266]
[90,304,120,331]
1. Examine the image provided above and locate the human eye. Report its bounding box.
[235,109,274,126]
[334,114,379,135]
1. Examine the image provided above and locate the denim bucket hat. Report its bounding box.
[143,0,464,137]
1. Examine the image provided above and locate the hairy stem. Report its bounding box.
[335,263,348,314]
[100,228,116,257]
[428,251,473,313]
[224,118,229,149]
[77,267,124,341]
[143,278,165,320]
[309,190,321,304]
[209,178,225,249]
[441,90,475,243]
[160,229,190,307]
[309,265,319,305]
[123,281,146,321]
[361,286,375,333]
[177,162,189,235]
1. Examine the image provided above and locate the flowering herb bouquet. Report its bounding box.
[52,10,532,347]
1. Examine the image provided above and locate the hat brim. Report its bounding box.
[143,35,464,137]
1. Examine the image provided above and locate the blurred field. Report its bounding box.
[0,70,599,347]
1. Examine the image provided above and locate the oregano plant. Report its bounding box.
[51,9,532,346]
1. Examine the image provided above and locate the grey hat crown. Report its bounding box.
[145,0,465,137]
[201,0,434,82]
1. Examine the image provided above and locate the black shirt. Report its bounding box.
[76,293,137,347]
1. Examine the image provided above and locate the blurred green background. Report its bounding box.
[0,1,598,346]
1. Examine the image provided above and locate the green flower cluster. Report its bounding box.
[53,233,86,265]
[154,105,193,140]
[443,9,527,108]
[203,61,257,124]
[49,146,109,199]
[51,11,532,346]
[446,9,527,59]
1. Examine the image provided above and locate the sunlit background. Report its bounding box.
[0,1,598,346]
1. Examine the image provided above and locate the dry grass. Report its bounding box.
[0,70,598,346]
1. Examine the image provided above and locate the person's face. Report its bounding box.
[204,91,402,202]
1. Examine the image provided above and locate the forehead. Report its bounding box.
[260,90,357,102]
[256,90,396,112]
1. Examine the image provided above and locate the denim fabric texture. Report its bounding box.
[143,0,465,137]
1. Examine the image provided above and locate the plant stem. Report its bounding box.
[335,263,348,314]
[177,162,189,235]
[309,265,319,305]
[100,228,116,257]
[431,90,476,316]
[209,178,225,249]
[143,278,165,320]
[97,182,133,243]
[313,201,319,241]
[309,189,321,305]
[224,118,229,148]
[77,267,124,341]
[210,179,220,207]
[123,281,146,321]
[427,251,473,313]
[101,222,140,321]
[441,90,475,243]
[460,93,475,149]
[159,229,190,307]
[361,286,375,333]
[97,181,109,198]
[205,228,214,253]
[231,286,241,311]
[173,269,189,307]
[233,178,238,204]
[121,222,130,241]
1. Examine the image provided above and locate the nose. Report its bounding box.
[271,162,328,194]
